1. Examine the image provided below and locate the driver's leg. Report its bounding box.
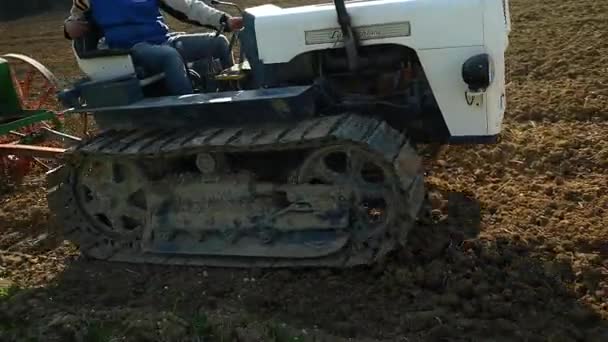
[168,33,234,69]
[130,42,193,95]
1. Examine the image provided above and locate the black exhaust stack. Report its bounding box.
[333,0,360,71]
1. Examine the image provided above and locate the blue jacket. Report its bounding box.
[89,0,169,49]
[65,0,228,49]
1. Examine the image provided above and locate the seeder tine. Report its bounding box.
[42,127,82,146]
[0,143,65,159]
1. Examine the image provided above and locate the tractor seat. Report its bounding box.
[72,35,166,87]
[76,49,164,86]
[77,48,132,60]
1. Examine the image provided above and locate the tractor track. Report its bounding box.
[47,114,426,268]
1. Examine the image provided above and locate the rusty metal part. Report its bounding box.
[0,154,31,184]
[47,114,425,267]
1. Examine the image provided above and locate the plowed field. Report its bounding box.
[1,0,607,341]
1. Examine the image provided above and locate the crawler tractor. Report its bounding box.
[47,0,511,267]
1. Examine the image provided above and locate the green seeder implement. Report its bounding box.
[0,54,82,183]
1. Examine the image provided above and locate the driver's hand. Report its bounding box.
[65,20,90,39]
[227,17,244,31]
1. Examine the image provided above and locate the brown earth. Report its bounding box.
[0,0,69,22]
[1,0,608,341]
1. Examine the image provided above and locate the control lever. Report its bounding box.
[210,0,243,14]
[333,0,360,71]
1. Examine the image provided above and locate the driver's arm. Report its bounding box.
[63,0,90,39]
[160,0,230,30]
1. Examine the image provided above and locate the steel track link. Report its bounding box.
[47,114,426,268]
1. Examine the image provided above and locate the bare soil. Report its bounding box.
[1,0,607,341]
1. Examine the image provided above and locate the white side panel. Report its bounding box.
[417,46,487,137]
[484,51,506,135]
[248,0,484,64]
[246,0,510,138]
[483,0,510,135]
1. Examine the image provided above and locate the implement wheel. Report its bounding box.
[0,54,82,186]
[1,53,61,111]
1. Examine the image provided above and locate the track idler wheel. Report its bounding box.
[296,144,405,263]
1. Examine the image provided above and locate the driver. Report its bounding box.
[63,0,243,95]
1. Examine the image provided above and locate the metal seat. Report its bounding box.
[77,48,132,60]
[71,26,166,87]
